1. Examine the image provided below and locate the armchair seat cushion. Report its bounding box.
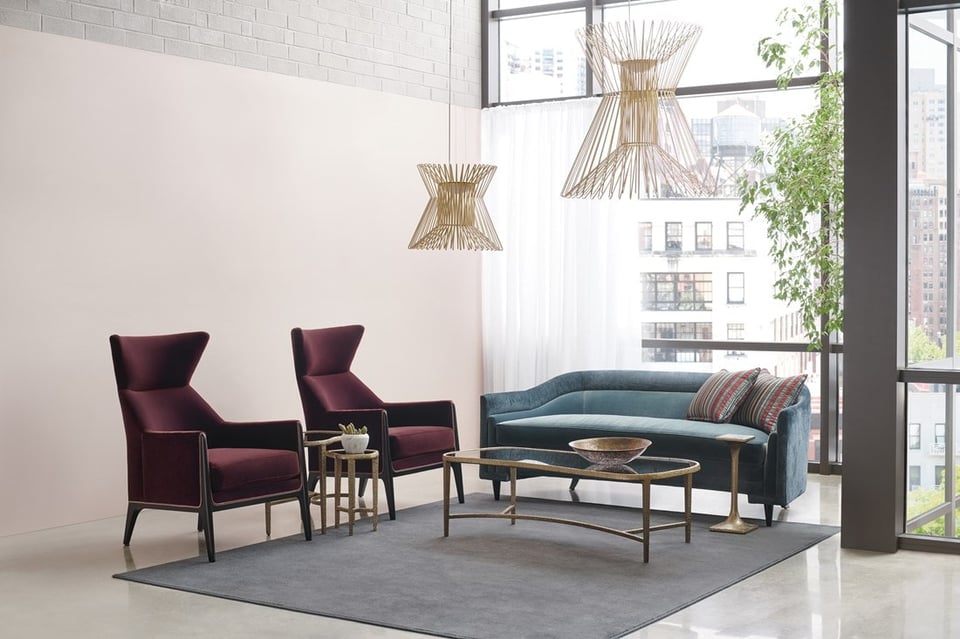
[207,448,301,493]
[390,426,456,461]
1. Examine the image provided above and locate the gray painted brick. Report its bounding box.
[373,33,401,53]
[189,24,223,46]
[325,10,351,29]
[345,56,374,75]
[398,67,423,84]
[291,30,320,50]
[380,78,406,95]
[266,56,296,76]
[80,0,124,11]
[254,7,283,27]
[159,3,198,25]
[326,68,357,86]
[264,0,293,13]
[318,23,344,41]
[125,29,163,51]
[406,29,430,48]
[28,0,69,17]
[396,14,420,31]
[256,38,285,58]
[206,13,243,34]
[372,7,398,26]
[330,39,366,60]
[41,14,82,35]
[114,11,151,32]
[318,51,347,70]
[405,84,431,100]
[0,0,26,9]
[164,37,199,57]
[71,3,113,25]
[367,47,397,66]
[373,63,400,80]
[223,32,256,52]
[222,0,253,20]
[189,0,221,13]
[250,20,282,42]
[288,44,317,64]
[199,43,234,64]
[297,3,325,22]
[345,29,372,48]
[153,18,188,40]
[286,14,314,35]
[85,23,125,45]
[423,19,445,38]
[132,0,157,17]
[235,51,266,70]
[234,0,264,7]
[406,3,430,20]
[352,15,379,35]
[381,0,403,11]
[297,63,327,82]
[400,53,433,74]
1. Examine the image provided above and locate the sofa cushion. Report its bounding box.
[732,372,808,432]
[687,368,760,423]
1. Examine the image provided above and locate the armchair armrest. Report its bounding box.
[205,419,303,451]
[383,400,456,427]
[140,430,206,507]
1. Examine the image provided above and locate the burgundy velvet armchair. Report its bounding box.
[291,325,465,520]
[110,331,311,562]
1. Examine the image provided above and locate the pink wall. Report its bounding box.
[0,26,484,536]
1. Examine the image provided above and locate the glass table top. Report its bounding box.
[447,447,699,480]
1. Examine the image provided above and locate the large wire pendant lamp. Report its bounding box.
[562,19,710,200]
[409,1,501,251]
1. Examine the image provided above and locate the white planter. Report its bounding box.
[341,433,369,454]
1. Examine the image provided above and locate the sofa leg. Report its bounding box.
[764,504,774,527]
[492,480,501,501]
[569,478,580,491]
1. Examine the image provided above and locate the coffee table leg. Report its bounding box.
[642,480,651,563]
[334,458,342,530]
[509,467,517,525]
[347,458,356,536]
[443,458,450,537]
[371,453,379,532]
[684,473,693,543]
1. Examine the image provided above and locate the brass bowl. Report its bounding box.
[568,437,652,466]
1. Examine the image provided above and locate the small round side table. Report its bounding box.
[329,449,379,535]
[710,433,758,534]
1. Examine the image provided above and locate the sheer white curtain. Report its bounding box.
[481,99,645,393]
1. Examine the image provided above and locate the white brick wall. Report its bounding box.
[1,0,481,106]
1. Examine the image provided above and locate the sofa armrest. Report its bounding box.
[764,386,812,506]
[481,373,590,447]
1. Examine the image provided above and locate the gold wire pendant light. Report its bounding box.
[562,20,711,200]
[408,1,502,251]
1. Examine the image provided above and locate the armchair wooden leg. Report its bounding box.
[492,480,501,501]
[197,513,204,531]
[265,502,272,537]
[201,505,216,562]
[358,477,368,497]
[452,463,465,504]
[383,475,396,520]
[299,487,313,541]
[569,478,580,491]
[122,504,143,546]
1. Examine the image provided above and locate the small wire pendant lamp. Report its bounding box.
[408,1,502,251]
[562,19,710,200]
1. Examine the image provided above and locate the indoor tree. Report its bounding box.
[738,1,843,349]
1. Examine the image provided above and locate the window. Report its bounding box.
[727,323,745,340]
[727,222,744,251]
[665,222,682,251]
[935,422,946,448]
[642,322,712,363]
[642,273,712,311]
[696,222,712,250]
[936,465,946,488]
[727,272,745,304]
[909,423,921,449]
[910,465,922,491]
[638,222,653,252]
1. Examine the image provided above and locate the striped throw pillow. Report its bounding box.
[687,368,760,423]
[732,372,808,433]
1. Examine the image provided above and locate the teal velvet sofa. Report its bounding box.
[479,370,812,526]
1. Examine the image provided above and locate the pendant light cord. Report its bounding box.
[447,0,453,164]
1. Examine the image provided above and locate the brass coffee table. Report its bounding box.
[442,447,700,563]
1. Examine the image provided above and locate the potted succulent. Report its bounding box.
[338,423,369,454]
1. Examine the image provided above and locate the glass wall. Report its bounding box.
[482,0,843,471]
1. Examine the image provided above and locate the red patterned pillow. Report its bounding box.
[687,368,761,423]
[732,372,808,432]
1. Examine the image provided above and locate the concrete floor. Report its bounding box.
[1,470,957,638]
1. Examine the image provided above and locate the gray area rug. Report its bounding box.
[114,495,837,639]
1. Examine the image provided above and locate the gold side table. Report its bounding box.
[710,434,758,534]
[329,449,379,535]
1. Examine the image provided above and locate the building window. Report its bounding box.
[638,222,653,252]
[909,423,921,450]
[936,465,946,487]
[642,273,712,311]
[727,222,744,251]
[910,465,922,491]
[727,272,745,304]
[935,423,946,450]
[665,222,682,251]
[727,323,745,340]
[641,322,712,363]
[696,222,712,250]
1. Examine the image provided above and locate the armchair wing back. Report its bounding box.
[291,325,465,519]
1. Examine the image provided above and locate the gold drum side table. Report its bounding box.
[329,449,379,535]
[710,433,758,534]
